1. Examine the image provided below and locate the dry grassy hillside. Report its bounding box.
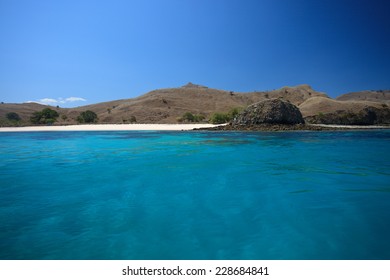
[261,84,328,106]
[300,96,390,125]
[336,90,390,103]
[0,102,65,126]
[80,84,252,123]
[66,83,328,124]
[2,83,389,126]
[299,97,386,117]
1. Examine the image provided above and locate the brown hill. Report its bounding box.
[300,96,390,125]
[67,83,327,124]
[2,83,389,126]
[336,90,390,103]
[261,84,328,105]
[0,102,66,126]
[298,97,385,117]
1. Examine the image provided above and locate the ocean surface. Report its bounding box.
[0,130,389,260]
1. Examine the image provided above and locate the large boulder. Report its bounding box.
[233,99,305,125]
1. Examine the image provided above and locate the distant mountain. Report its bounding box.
[1,83,389,126]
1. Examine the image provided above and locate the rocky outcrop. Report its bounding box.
[233,99,304,125]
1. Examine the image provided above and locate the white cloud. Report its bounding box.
[25,101,44,104]
[26,97,87,106]
[65,97,87,102]
[39,98,58,104]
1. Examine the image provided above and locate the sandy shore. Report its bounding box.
[1,123,388,132]
[0,123,221,132]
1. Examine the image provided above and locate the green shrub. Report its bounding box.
[209,112,230,124]
[30,108,59,124]
[77,110,98,123]
[182,112,195,122]
[6,112,21,121]
[208,107,243,124]
[228,107,243,120]
[194,114,205,122]
[179,112,205,123]
[129,116,137,123]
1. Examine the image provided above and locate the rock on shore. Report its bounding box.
[233,99,304,125]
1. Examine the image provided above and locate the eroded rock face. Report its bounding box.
[233,99,304,125]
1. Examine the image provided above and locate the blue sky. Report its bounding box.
[0,0,389,107]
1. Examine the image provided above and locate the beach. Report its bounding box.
[0,123,221,132]
[1,123,389,132]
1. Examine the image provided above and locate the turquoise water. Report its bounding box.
[0,130,389,260]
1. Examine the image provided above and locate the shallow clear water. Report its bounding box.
[0,130,389,260]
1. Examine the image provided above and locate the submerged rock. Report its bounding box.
[233,98,305,125]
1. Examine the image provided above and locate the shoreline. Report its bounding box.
[0,123,221,132]
[196,123,390,131]
[0,123,389,132]
[309,124,390,129]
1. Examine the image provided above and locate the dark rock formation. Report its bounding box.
[233,99,304,125]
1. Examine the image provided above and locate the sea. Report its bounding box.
[0,130,389,260]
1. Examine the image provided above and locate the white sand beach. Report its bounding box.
[0,123,221,132]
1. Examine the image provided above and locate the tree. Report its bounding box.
[30,108,59,124]
[129,116,137,123]
[6,112,21,121]
[77,110,98,123]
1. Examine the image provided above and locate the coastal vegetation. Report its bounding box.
[178,107,241,124]
[6,112,21,122]
[209,107,243,124]
[0,112,23,126]
[209,112,230,124]
[178,112,205,123]
[77,110,98,123]
[30,108,59,125]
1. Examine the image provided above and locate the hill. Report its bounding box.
[1,83,389,126]
[336,90,390,103]
[299,96,390,125]
[73,83,328,124]
[0,102,64,126]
